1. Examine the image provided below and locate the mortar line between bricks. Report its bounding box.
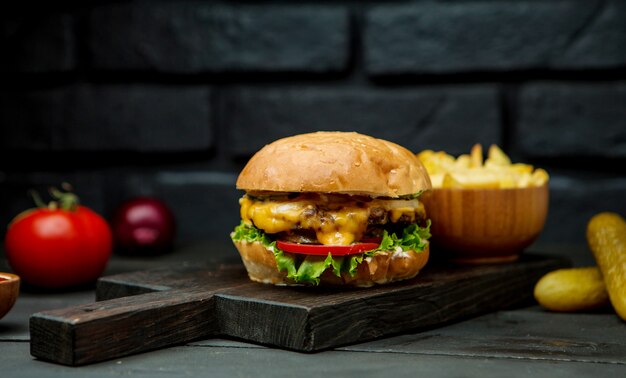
[551,0,606,63]
[499,85,516,155]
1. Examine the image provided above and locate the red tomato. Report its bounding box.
[276,240,379,256]
[5,205,112,289]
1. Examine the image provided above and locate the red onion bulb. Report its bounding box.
[112,197,176,255]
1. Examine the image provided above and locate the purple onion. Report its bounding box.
[112,197,176,255]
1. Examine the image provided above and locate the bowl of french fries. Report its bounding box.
[418,144,549,264]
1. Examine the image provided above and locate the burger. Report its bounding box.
[230,131,432,287]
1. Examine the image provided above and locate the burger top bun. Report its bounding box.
[236,131,432,198]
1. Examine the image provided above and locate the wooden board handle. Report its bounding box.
[30,288,217,366]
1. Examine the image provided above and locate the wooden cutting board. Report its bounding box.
[30,254,568,366]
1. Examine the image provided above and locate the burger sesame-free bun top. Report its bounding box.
[236,131,432,197]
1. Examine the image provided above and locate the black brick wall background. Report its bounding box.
[1,1,625,247]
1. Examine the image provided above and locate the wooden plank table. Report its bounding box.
[2,241,625,377]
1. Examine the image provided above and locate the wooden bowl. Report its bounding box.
[421,184,549,264]
[0,272,20,320]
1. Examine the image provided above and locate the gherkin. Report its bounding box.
[587,212,626,321]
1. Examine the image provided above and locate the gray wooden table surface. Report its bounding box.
[1,241,625,377]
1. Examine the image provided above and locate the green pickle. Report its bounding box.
[534,267,610,312]
[587,212,626,321]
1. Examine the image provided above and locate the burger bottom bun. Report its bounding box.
[232,240,430,287]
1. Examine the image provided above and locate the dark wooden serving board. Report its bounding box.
[29,254,568,366]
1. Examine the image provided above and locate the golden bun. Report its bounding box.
[236,131,431,198]
[233,240,430,287]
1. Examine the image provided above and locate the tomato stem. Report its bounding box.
[27,184,80,211]
[29,190,46,208]
[49,185,80,211]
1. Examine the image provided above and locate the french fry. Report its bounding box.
[486,144,511,166]
[441,173,462,189]
[442,172,500,189]
[455,154,471,169]
[510,163,534,175]
[429,173,445,188]
[532,168,549,186]
[417,145,549,189]
[446,171,501,189]
[470,144,483,168]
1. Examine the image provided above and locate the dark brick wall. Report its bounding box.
[1,85,212,151]
[365,1,626,74]
[1,1,625,247]
[88,4,350,73]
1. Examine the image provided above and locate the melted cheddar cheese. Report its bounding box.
[239,194,424,245]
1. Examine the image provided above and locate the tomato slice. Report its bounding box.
[276,240,380,256]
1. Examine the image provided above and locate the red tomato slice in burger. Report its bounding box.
[276,240,379,256]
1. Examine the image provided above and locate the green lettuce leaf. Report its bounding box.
[231,220,430,285]
[275,248,297,278]
[231,221,273,246]
[329,255,344,276]
[232,221,299,278]
[369,220,431,256]
[294,254,344,285]
[345,254,364,277]
[398,191,425,200]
